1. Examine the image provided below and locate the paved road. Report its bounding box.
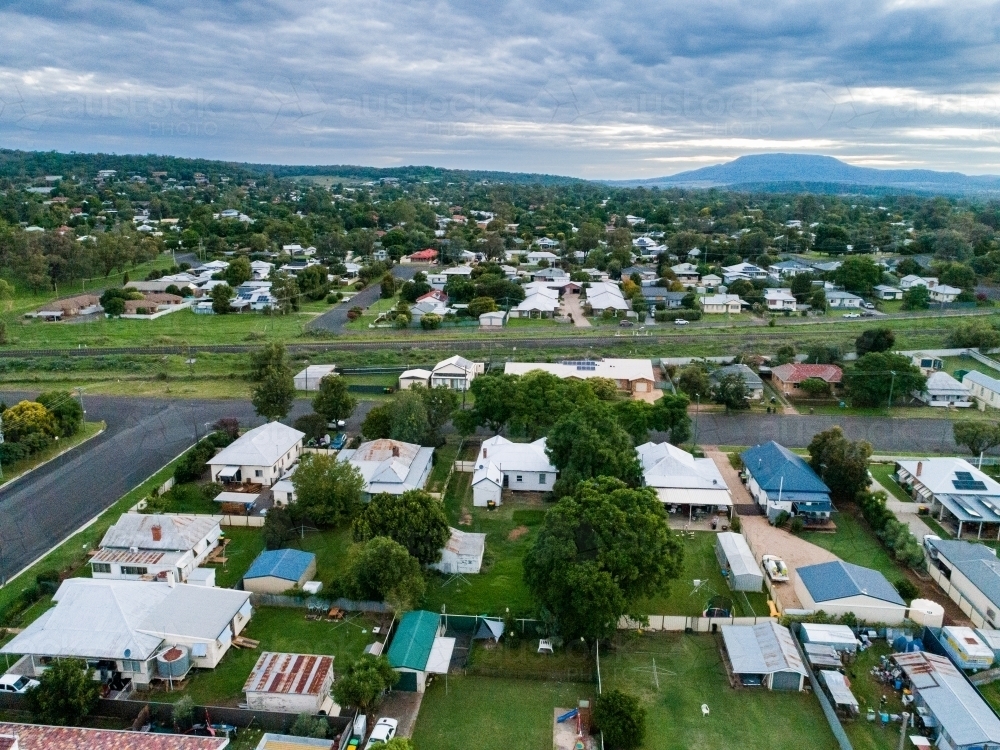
[308,265,422,333]
[668,413,962,453]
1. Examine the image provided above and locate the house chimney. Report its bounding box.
[151,524,162,542]
[392,445,400,457]
[483,448,487,458]
[916,461,922,477]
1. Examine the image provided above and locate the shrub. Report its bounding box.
[790,516,804,534]
[729,515,741,533]
[346,306,364,321]
[593,689,646,750]
[774,510,790,528]
[895,579,919,602]
[420,313,442,330]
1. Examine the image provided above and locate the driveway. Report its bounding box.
[308,265,422,333]
[559,293,591,327]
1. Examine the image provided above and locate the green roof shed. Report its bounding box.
[387,610,439,671]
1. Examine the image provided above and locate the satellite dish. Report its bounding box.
[124,648,131,658]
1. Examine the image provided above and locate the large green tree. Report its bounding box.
[546,401,642,495]
[832,256,883,294]
[312,374,356,424]
[353,489,450,566]
[211,283,234,314]
[711,372,751,412]
[523,477,683,641]
[249,342,288,382]
[953,421,1000,457]
[855,327,896,356]
[807,426,873,503]
[291,452,365,527]
[36,391,84,437]
[25,658,101,726]
[414,385,459,445]
[901,285,930,310]
[331,655,399,714]
[224,256,252,287]
[345,537,425,609]
[453,372,518,435]
[844,352,925,408]
[251,365,296,421]
[594,689,647,750]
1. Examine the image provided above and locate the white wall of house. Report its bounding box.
[473,480,502,507]
[793,582,906,624]
[210,444,301,486]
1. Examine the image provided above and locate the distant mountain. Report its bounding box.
[610,154,1000,195]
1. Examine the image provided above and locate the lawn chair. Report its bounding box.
[537,639,554,655]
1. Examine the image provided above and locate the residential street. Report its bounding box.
[307,265,422,333]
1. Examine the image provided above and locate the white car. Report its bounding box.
[842,312,861,318]
[0,674,39,694]
[364,718,399,749]
[674,319,690,326]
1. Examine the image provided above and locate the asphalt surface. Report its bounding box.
[308,265,422,333]
[0,387,963,583]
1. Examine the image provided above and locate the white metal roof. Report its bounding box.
[722,622,806,676]
[922,371,970,397]
[441,527,486,558]
[339,439,434,493]
[965,370,1000,393]
[208,422,304,468]
[425,637,456,674]
[472,436,556,484]
[638,442,731,495]
[1,579,250,661]
[898,458,1000,498]
[100,513,219,552]
[716,532,762,581]
[504,358,654,384]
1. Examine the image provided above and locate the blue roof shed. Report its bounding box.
[797,560,904,606]
[244,549,317,591]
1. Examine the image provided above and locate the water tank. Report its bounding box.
[908,598,945,629]
[156,645,191,678]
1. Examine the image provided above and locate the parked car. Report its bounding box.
[863,302,875,309]
[331,432,348,450]
[618,319,634,327]
[364,718,399,750]
[674,318,690,325]
[327,420,347,429]
[0,674,39,694]
[842,312,861,318]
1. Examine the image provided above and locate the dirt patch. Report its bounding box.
[508,525,529,541]
[459,510,473,526]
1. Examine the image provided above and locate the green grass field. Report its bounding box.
[602,632,838,750]
[154,606,378,706]
[636,532,770,617]
[800,510,909,584]
[868,464,912,502]
[412,676,593,750]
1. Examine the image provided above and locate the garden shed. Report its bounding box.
[722,621,807,691]
[431,527,486,575]
[387,610,454,693]
[242,549,317,594]
[800,623,859,654]
[714,532,763,592]
[818,670,859,716]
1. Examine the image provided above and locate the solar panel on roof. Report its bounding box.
[955,471,975,481]
[953,480,988,491]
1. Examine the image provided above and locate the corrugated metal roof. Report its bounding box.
[243,652,333,696]
[208,422,304,468]
[894,651,1000,746]
[741,442,831,499]
[387,610,439,671]
[100,514,219,552]
[244,549,315,582]
[931,538,1000,610]
[722,622,806,676]
[715,532,763,581]
[797,561,904,606]
[818,670,859,709]
[0,723,228,750]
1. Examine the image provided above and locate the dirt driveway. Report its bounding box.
[560,293,591,327]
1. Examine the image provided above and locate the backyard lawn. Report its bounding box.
[412,676,593,750]
[635,531,770,617]
[422,472,538,616]
[800,510,908,584]
[868,464,912,503]
[602,632,839,750]
[154,606,378,706]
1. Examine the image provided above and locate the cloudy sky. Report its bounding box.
[2,0,1000,178]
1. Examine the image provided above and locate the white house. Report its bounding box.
[767,260,813,279]
[925,538,1000,629]
[637,441,732,519]
[431,527,486,574]
[899,274,937,290]
[873,284,903,300]
[431,356,484,391]
[700,273,723,288]
[915,371,972,407]
[272,465,297,506]
[338,439,434,498]
[584,281,629,313]
[930,284,962,303]
[764,288,796,311]
[244,652,336,715]
[701,294,745,314]
[825,290,863,308]
[293,365,337,391]
[207,422,305,487]
[471,435,557,506]
[0,579,253,686]
[670,263,700,287]
[896,458,1000,539]
[526,250,558,264]
[91,514,221,583]
[511,287,561,318]
[398,369,432,390]
[794,560,907,624]
[504,358,656,396]
[964,370,1000,410]
[722,262,767,283]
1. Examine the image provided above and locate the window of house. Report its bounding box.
[255,469,263,477]
[539,473,546,484]
[92,563,111,574]
[121,659,142,673]
[120,566,148,576]
[516,475,523,482]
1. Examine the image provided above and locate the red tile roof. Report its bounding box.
[0,724,229,750]
[771,363,843,384]
[409,249,438,260]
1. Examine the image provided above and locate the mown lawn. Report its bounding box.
[422,472,538,616]
[412,676,592,750]
[154,606,377,706]
[602,632,839,750]
[636,531,770,617]
[868,464,912,503]
[800,510,909,584]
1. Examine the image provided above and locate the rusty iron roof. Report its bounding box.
[243,652,334,697]
[0,723,229,750]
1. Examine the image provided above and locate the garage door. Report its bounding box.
[771,671,802,691]
[396,671,418,692]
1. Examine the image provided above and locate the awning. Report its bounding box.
[218,466,240,480]
[425,636,456,675]
[653,488,732,507]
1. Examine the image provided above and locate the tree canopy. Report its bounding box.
[546,401,642,495]
[854,327,896,356]
[291,452,365,527]
[331,655,399,714]
[25,658,101,726]
[523,477,683,641]
[312,373,356,424]
[807,426,873,503]
[345,536,425,609]
[353,489,450,566]
[844,352,925,408]
[953,421,1000,457]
